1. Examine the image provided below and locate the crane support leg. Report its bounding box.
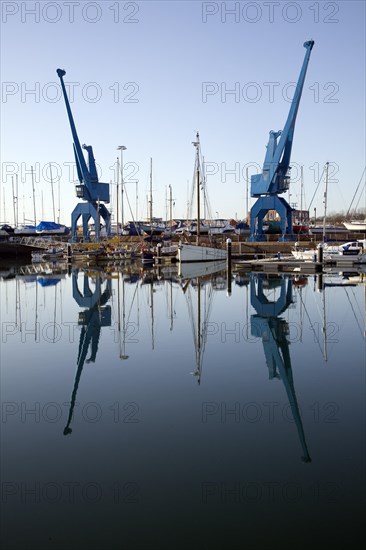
[247,196,293,242]
[71,202,111,241]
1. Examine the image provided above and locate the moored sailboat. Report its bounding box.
[178,133,227,263]
[342,219,366,231]
[342,167,366,231]
[292,239,366,263]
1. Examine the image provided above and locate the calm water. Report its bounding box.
[1,261,365,549]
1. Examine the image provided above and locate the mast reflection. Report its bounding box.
[250,274,311,463]
[63,270,111,435]
[180,262,227,384]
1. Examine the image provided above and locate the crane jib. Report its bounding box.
[56,68,111,241]
[247,40,315,242]
[251,40,315,198]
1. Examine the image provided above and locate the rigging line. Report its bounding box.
[188,157,197,220]
[348,284,365,320]
[141,282,152,325]
[110,277,118,319]
[201,286,215,358]
[321,285,353,358]
[343,286,365,338]
[307,163,326,211]
[186,284,198,350]
[122,180,142,241]
[170,282,179,317]
[197,283,211,377]
[165,280,177,320]
[126,280,139,326]
[164,281,169,315]
[201,157,213,221]
[296,286,324,357]
[309,279,327,326]
[346,166,366,217]
[353,180,366,212]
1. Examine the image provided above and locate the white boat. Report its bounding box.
[178,242,227,262]
[292,240,366,263]
[142,243,179,264]
[178,260,227,280]
[291,245,316,261]
[178,132,228,263]
[208,222,238,235]
[309,224,347,234]
[294,166,366,263]
[325,240,366,264]
[342,220,366,231]
[32,246,65,263]
[181,222,210,236]
[14,225,37,236]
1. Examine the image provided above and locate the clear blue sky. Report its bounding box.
[1,0,365,224]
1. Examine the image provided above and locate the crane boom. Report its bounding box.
[247,40,314,242]
[56,68,111,240]
[251,40,314,197]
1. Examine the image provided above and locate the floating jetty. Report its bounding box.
[233,257,344,275]
[1,235,365,274]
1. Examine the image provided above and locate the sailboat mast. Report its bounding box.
[197,280,201,383]
[135,181,138,222]
[322,283,328,362]
[194,132,201,242]
[116,156,120,236]
[322,162,329,243]
[2,186,6,223]
[58,176,60,223]
[246,166,249,222]
[16,175,19,226]
[149,157,153,228]
[150,280,155,350]
[121,275,129,360]
[50,163,56,221]
[31,165,36,226]
[300,165,303,224]
[169,184,173,231]
[186,180,189,224]
[12,176,16,226]
[170,279,173,331]
[202,155,206,220]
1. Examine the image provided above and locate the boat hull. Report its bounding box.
[36,227,69,236]
[292,240,366,263]
[142,244,179,263]
[342,221,366,231]
[14,228,37,236]
[178,243,227,262]
[291,249,316,261]
[292,224,309,234]
[178,260,227,279]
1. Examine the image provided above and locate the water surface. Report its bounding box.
[1,262,365,549]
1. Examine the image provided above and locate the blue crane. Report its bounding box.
[56,69,111,241]
[250,274,311,462]
[64,271,111,435]
[247,40,314,242]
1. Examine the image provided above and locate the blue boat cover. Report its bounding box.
[37,278,61,287]
[36,221,64,231]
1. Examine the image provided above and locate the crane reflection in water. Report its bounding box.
[63,269,111,435]
[250,273,311,463]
